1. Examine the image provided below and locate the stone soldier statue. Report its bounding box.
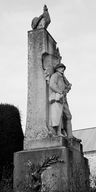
[49,63,73,138]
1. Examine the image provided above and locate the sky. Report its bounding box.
[0,0,96,133]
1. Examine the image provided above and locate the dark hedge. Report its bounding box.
[0,104,24,191]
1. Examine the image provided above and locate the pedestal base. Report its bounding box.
[24,135,82,152]
[14,145,89,192]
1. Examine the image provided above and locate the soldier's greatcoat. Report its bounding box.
[49,71,72,137]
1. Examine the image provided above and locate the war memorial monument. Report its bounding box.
[14,5,89,192]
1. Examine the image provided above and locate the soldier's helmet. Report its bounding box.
[55,63,66,71]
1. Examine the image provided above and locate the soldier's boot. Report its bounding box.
[66,120,73,138]
[52,126,58,136]
[57,127,64,137]
[61,129,67,137]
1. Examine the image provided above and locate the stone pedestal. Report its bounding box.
[14,144,89,192]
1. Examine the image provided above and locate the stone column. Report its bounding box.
[24,28,57,149]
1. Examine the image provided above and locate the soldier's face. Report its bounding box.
[57,67,64,74]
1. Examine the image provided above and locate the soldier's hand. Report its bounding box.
[55,93,63,101]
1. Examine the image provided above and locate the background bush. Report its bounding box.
[0,104,24,191]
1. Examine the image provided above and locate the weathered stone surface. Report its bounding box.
[41,163,68,192]
[24,29,60,149]
[14,146,89,192]
[24,135,82,152]
[24,136,66,150]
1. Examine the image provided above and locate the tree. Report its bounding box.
[0,104,24,191]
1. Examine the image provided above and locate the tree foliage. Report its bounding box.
[0,104,24,191]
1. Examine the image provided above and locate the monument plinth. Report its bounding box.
[14,5,89,192]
